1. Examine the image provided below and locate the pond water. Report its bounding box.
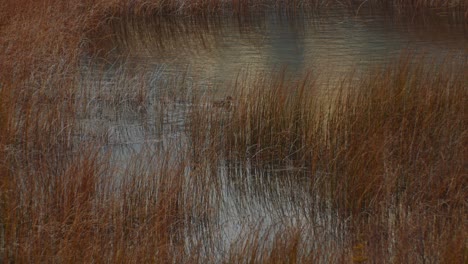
[89,7,466,87]
[81,6,466,165]
[79,7,466,256]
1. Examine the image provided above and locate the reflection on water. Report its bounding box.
[80,8,466,257]
[90,7,466,86]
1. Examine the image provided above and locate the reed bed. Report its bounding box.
[212,56,466,213]
[97,0,466,16]
[189,55,466,262]
[1,0,466,263]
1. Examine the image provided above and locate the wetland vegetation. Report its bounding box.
[1,0,467,263]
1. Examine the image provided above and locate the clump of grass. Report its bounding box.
[328,55,466,213]
[225,223,348,263]
[217,70,323,166]
[90,0,467,19]
[188,55,466,261]
[2,139,220,262]
[214,55,466,215]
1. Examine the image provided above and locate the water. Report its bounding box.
[88,7,466,86]
[79,8,467,257]
[81,6,466,165]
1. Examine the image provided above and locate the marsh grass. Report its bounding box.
[216,70,323,165]
[97,0,466,16]
[225,225,335,263]
[1,0,466,262]
[188,55,466,262]
[209,55,466,214]
[328,56,466,213]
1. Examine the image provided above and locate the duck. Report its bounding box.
[212,96,234,110]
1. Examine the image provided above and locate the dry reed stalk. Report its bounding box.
[216,70,322,165]
[86,0,467,19]
[1,1,466,263]
[195,54,466,216]
[327,55,466,214]
[225,223,347,263]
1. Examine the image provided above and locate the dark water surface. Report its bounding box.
[90,7,466,86]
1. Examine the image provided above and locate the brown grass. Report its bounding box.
[214,55,466,214]
[0,0,466,263]
[190,55,466,262]
[327,56,466,213]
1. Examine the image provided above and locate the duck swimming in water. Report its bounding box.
[212,96,234,110]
